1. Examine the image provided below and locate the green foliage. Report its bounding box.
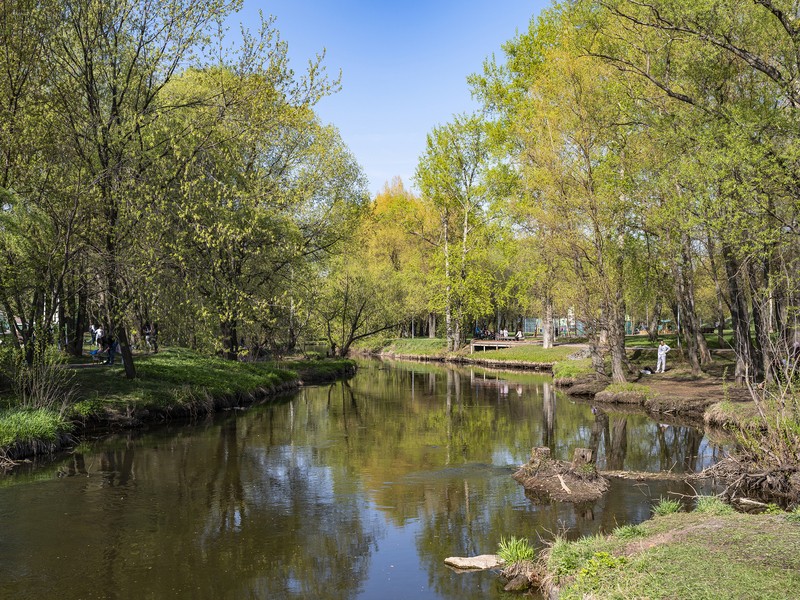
[497,536,535,565]
[786,507,800,523]
[694,496,735,516]
[547,534,605,579]
[0,347,77,414]
[0,408,72,447]
[575,551,627,593]
[652,498,683,516]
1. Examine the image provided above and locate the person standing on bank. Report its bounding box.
[656,340,671,373]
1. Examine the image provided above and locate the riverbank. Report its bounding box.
[359,338,758,423]
[0,348,356,466]
[353,337,582,370]
[537,498,800,599]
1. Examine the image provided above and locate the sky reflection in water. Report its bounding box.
[0,359,727,599]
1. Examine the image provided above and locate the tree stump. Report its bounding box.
[572,448,594,467]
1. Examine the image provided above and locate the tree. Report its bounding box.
[590,0,800,382]
[415,114,497,352]
[44,0,242,377]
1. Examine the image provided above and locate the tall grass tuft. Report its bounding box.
[0,407,72,448]
[497,536,535,565]
[652,497,682,516]
[694,495,734,515]
[0,350,76,416]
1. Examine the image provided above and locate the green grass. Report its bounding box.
[473,344,576,363]
[612,523,647,540]
[624,331,735,350]
[552,359,593,379]
[497,536,536,564]
[604,382,656,400]
[68,348,299,411]
[652,497,683,516]
[694,495,735,515]
[1,348,354,454]
[0,408,72,447]
[382,338,448,356]
[551,512,800,600]
[353,337,448,356]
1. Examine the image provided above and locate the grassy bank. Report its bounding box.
[356,337,585,371]
[0,408,71,450]
[467,344,576,363]
[543,498,800,599]
[354,337,448,356]
[0,348,355,461]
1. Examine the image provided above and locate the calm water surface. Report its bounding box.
[0,359,726,599]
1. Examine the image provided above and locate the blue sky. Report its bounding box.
[227,1,548,196]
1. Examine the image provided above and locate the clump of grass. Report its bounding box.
[497,536,535,565]
[694,496,734,515]
[612,523,647,540]
[0,408,72,447]
[785,507,800,523]
[652,497,683,516]
[1,348,77,415]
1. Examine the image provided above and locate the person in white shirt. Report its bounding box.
[656,340,671,373]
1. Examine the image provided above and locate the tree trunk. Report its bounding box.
[443,212,455,352]
[705,233,729,348]
[749,259,773,383]
[671,245,702,376]
[607,293,628,384]
[722,242,758,383]
[220,319,239,360]
[647,299,662,343]
[588,330,606,377]
[542,297,553,349]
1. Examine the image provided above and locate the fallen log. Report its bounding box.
[600,470,710,482]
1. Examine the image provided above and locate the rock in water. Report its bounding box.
[504,574,531,592]
[444,555,504,571]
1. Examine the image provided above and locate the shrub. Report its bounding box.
[2,348,77,415]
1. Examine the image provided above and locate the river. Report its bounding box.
[0,358,726,599]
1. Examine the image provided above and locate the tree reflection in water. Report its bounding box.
[0,358,728,600]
